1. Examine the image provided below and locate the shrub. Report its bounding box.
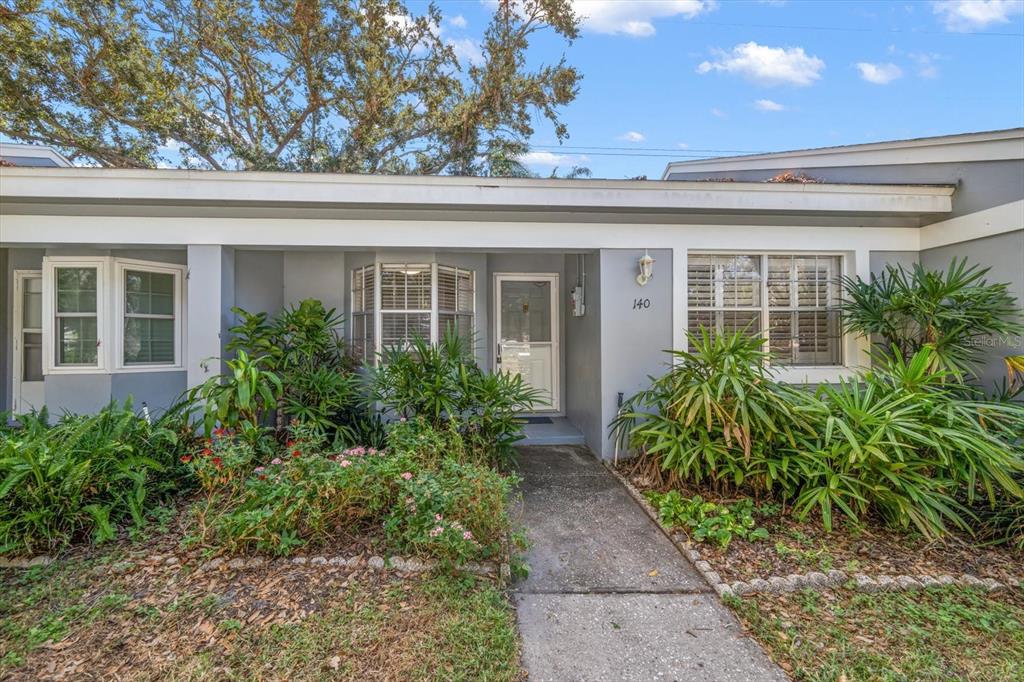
[611,328,818,491]
[840,258,1023,380]
[0,400,197,554]
[644,490,769,549]
[372,332,539,465]
[190,350,282,451]
[386,458,516,564]
[618,337,1024,540]
[227,300,365,444]
[187,421,516,564]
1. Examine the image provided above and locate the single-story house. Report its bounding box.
[2,128,1022,458]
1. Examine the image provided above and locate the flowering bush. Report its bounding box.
[385,459,516,564]
[187,421,517,564]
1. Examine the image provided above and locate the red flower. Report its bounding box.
[258,474,267,481]
[292,449,301,458]
[201,447,213,457]
[212,456,223,469]
[286,440,296,447]
[180,455,192,464]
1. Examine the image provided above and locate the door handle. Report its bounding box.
[496,344,502,366]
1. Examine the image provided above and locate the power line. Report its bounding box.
[529,144,766,153]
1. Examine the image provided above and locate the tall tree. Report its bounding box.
[0,0,580,174]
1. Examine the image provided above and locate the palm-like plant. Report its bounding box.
[840,258,1022,380]
[611,328,819,491]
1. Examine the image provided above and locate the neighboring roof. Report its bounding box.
[661,128,1024,179]
[0,166,955,218]
[0,142,72,168]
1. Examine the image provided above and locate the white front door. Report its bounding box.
[494,273,559,411]
[13,271,45,414]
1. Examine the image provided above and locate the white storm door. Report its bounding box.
[495,273,559,411]
[13,271,45,413]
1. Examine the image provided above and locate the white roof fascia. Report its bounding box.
[0,142,73,167]
[661,128,1024,178]
[0,167,954,215]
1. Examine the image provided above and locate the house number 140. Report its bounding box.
[633,298,651,310]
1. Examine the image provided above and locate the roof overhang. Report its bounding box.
[0,168,954,220]
[662,127,1024,178]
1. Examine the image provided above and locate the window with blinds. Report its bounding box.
[687,253,843,367]
[351,263,475,363]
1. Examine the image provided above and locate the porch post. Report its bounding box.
[672,245,687,353]
[186,245,235,389]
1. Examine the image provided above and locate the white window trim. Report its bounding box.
[12,269,43,412]
[687,250,851,378]
[42,256,109,375]
[114,258,187,372]
[351,262,477,364]
[41,256,187,375]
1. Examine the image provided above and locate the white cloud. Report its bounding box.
[909,52,941,78]
[518,151,589,167]
[572,0,717,37]
[754,98,786,111]
[160,138,184,152]
[856,61,904,84]
[678,142,690,148]
[710,107,727,118]
[618,131,646,143]
[449,14,468,28]
[932,0,1024,31]
[448,38,484,65]
[697,42,825,86]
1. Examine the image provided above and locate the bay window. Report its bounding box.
[351,263,476,362]
[688,253,843,367]
[116,260,184,368]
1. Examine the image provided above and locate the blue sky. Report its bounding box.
[433,0,1024,178]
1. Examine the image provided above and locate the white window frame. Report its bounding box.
[114,258,187,372]
[42,256,109,375]
[687,251,847,371]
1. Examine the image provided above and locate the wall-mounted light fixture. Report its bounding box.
[636,250,655,286]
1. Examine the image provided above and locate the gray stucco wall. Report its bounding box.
[235,250,284,315]
[565,253,603,453]
[922,230,1024,392]
[598,249,674,458]
[870,251,918,279]
[667,159,1022,219]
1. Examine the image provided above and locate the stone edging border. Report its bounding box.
[1,552,500,579]
[604,463,1024,600]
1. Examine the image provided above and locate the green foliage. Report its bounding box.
[187,421,515,564]
[840,258,1023,380]
[618,334,1024,541]
[1,0,580,176]
[386,458,516,565]
[611,328,818,490]
[228,300,365,444]
[643,490,769,549]
[0,400,197,554]
[189,350,283,449]
[372,331,540,465]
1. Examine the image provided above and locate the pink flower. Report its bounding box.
[434,513,443,521]
[339,459,352,467]
[462,531,473,541]
[399,417,407,423]
[401,472,413,480]
[254,466,265,473]
[429,526,443,538]
[271,458,283,465]
[368,448,378,455]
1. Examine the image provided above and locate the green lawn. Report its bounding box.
[730,588,1024,682]
[1,549,521,681]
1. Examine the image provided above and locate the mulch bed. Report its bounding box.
[0,509,503,681]
[618,464,1024,588]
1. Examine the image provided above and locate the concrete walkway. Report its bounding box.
[512,445,787,682]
